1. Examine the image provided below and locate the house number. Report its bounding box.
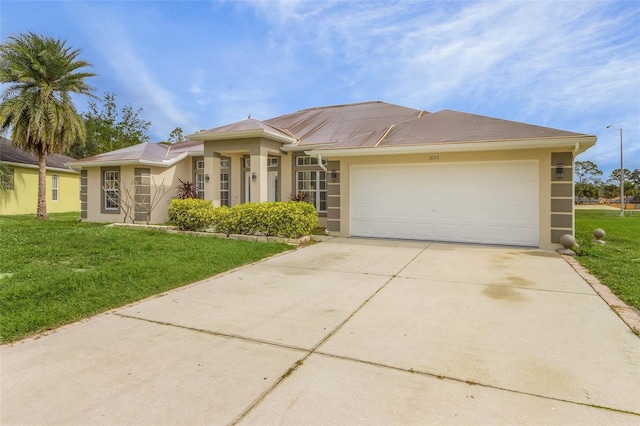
[429,155,440,160]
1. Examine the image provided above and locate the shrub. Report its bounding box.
[167,198,215,231]
[175,179,198,199]
[210,201,317,238]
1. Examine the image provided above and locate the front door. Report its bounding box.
[268,171,279,202]
[244,171,251,203]
[243,170,278,203]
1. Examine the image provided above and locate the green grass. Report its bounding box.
[0,213,291,343]
[574,209,640,312]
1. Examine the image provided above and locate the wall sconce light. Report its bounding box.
[251,172,257,182]
[331,171,337,181]
[204,174,210,182]
[555,163,564,178]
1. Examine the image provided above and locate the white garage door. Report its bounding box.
[350,161,539,246]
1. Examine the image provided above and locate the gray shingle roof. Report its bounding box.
[0,137,78,171]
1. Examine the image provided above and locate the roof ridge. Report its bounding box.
[297,101,385,113]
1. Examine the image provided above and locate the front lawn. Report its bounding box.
[574,209,640,312]
[0,213,291,343]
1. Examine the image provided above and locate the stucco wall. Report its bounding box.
[328,148,566,250]
[83,161,189,224]
[0,166,80,215]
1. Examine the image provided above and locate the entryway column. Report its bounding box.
[204,151,221,206]
[249,144,269,203]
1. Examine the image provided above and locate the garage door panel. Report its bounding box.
[350,161,539,246]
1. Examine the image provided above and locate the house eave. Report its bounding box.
[281,142,337,152]
[1,161,80,174]
[189,129,296,145]
[67,152,191,169]
[305,136,597,157]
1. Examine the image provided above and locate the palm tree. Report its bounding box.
[0,32,94,218]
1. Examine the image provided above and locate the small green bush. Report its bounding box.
[210,201,317,238]
[167,198,216,231]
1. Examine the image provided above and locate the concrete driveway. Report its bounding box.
[2,238,639,425]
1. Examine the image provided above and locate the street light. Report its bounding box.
[606,125,624,217]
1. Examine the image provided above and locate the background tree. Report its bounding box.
[574,160,603,203]
[607,168,637,198]
[574,160,602,184]
[167,127,185,144]
[631,169,640,187]
[0,32,94,218]
[65,92,151,158]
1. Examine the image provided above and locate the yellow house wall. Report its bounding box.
[0,166,80,215]
[330,149,560,250]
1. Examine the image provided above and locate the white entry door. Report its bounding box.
[350,161,539,246]
[268,171,279,202]
[244,171,278,203]
[244,172,251,203]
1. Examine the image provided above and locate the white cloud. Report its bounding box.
[69,4,200,140]
[244,0,639,174]
[51,0,637,173]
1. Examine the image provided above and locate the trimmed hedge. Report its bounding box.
[212,202,318,238]
[167,200,318,238]
[167,198,216,231]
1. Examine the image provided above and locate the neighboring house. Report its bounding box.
[70,101,596,250]
[0,137,80,215]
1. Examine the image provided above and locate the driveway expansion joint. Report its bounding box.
[114,312,311,353]
[230,247,433,424]
[310,351,640,418]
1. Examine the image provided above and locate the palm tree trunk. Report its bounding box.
[37,151,48,219]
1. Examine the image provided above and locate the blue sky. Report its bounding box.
[1,0,638,177]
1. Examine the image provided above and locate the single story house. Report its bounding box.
[0,137,80,215]
[70,101,596,250]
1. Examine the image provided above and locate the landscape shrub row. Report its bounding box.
[168,199,318,238]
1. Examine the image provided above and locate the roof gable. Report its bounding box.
[190,118,297,143]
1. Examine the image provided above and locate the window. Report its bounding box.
[195,173,205,199]
[51,174,59,201]
[296,156,327,167]
[244,158,251,168]
[296,170,327,212]
[103,170,119,210]
[196,160,205,170]
[220,159,230,169]
[1,167,14,190]
[267,157,279,167]
[220,172,229,206]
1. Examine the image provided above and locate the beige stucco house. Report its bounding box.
[70,101,596,250]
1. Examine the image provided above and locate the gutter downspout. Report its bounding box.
[309,153,327,172]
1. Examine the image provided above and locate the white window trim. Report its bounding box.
[104,171,119,210]
[267,157,279,167]
[195,173,205,199]
[220,159,230,169]
[196,160,205,170]
[51,173,59,201]
[220,172,230,206]
[296,170,327,213]
[1,167,14,190]
[296,155,327,167]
